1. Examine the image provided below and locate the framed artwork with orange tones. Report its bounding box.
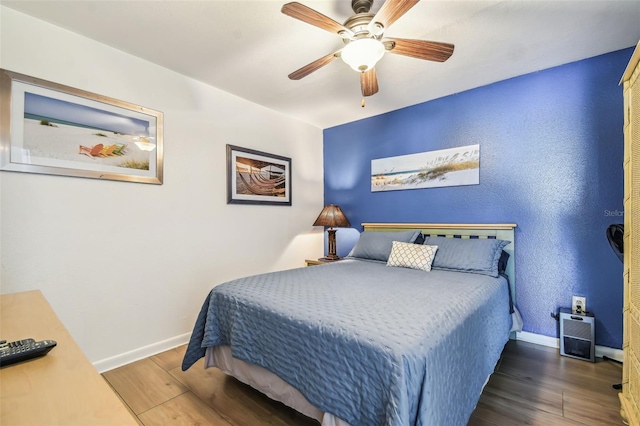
[0,69,163,184]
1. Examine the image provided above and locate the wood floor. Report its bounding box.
[103,340,623,425]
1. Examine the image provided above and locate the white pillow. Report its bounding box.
[386,241,438,272]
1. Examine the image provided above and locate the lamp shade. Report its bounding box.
[313,204,350,228]
[341,38,385,72]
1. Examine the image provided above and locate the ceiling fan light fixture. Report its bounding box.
[341,38,385,72]
[369,22,384,36]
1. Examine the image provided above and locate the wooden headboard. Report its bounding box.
[362,223,517,304]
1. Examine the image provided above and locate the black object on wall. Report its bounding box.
[605,223,624,389]
[607,224,624,263]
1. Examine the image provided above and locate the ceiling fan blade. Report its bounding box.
[370,0,420,31]
[360,68,379,97]
[385,38,454,62]
[282,2,352,36]
[288,51,340,80]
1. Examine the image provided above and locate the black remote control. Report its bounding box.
[0,338,57,367]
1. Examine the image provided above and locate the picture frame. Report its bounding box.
[226,144,292,206]
[0,69,163,184]
[371,144,480,192]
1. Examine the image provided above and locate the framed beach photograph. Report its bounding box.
[0,69,163,184]
[226,144,291,206]
[371,144,480,192]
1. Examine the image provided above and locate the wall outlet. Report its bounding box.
[572,296,586,314]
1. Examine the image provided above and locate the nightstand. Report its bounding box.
[305,259,341,266]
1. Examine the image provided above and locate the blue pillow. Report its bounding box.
[423,236,510,277]
[349,230,421,262]
[498,250,510,274]
[413,233,425,244]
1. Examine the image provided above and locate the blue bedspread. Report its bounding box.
[183,259,512,426]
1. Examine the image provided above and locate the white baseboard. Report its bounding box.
[516,331,559,348]
[596,345,624,363]
[515,330,623,362]
[93,332,191,373]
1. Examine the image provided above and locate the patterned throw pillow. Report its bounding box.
[386,241,438,272]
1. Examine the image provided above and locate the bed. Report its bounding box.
[182,223,521,425]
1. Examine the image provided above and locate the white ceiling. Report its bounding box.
[2,0,640,129]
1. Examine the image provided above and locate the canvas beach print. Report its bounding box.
[227,145,292,206]
[371,144,480,192]
[0,69,163,184]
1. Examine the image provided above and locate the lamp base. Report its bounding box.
[325,229,341,261]
[318,256,341,262]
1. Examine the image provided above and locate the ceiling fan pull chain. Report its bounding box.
[361,98,366,108]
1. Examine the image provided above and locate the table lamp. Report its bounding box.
[313,204,351,261]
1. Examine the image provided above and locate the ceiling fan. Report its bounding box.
[281,0,454,99]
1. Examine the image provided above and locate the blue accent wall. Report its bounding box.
[323,48,632,349]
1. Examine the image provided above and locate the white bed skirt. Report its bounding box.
[205,346,352,426]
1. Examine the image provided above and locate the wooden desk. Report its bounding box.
[0,290,138,425]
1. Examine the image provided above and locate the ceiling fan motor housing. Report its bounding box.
[351,0,374,14]
[343,13,377,40]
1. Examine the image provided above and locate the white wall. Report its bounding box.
[0,6,324,370]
